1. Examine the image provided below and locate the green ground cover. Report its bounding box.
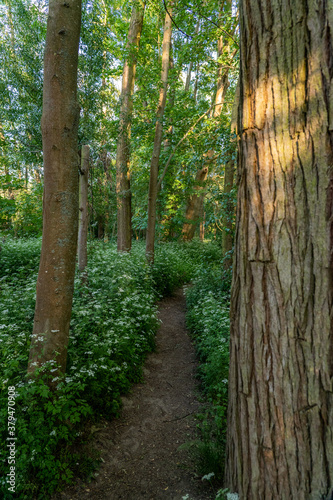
[0,238,224,499]
[185,263,231,489]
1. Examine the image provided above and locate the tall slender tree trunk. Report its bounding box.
[182,165,208,241]
[225,0,333,498]
[145,6,172,263]
[5,0,15,53]
[213,0,237,118]
[78,145,90,275]
[221,159,234,269]
[0,123,6,176]
[212,0,237,268]
[193,63,199,102]
[27,0,81,379]
[185,20,200,92]
[116,1,145,252]
[199,207,205,241]
[163,45,175,151]
[184,62,193,92]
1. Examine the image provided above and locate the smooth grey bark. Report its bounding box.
[28,0,81,379]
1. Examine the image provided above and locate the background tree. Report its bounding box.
[0,0,45,235]
[78,144,90,275]
[225,0,333,498]
[0,0,239,248]
[28,0,81,378]
[145,4,172,262]
[182,163,208,240]
[116,0,145,252]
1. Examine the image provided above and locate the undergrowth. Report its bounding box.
[185,260,231,489]
[0,237,221,499]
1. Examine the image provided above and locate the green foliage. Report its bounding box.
[185,264,230,481]
[0,238,219,498]
[0,0,239,242]
[0,236,41,278]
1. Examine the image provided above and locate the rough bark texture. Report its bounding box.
[221,159,234,269]
[225,0,333,498]
[145,6,172,263]
[116,2,145,252]
[28,0,81,377]
[78,145,90,274]
[182,166,208,241]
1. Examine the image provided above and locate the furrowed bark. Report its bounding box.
[116,1,145,252]
[145,5,172,263]
[225,0,333,498]
[27,0,81,379]
[78,145,90,275]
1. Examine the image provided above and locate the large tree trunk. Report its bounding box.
[78,145,90,274]
[145,6,172,263]
[27,0,81,379]
[225,1,333,499]
[116,1,145,252]
[182,165,208,241]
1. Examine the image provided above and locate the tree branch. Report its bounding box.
[162,1,239,47]
[185,7,239,47]
[157,104,216,191]
[162,0,191,38]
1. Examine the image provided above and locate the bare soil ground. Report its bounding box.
[57,288,213,500]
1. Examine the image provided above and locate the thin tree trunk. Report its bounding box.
[145,5,172,263]
[27,0,81,380]
[225,0,333,498]
[97,215,104,239]
[211,0,237,268]
[184,62,193,92]
[157,104,215,191]
[0,123,6,177]
[199,207,205,241]
[185,20,200,92]
[5,0,15,53]
[193,63,199,102]
[213,0,237,118]
[221,159,234,269]
[182,165,208,241]
[164,44,175,151]
[78,145,89,275]
[116,1,145,252]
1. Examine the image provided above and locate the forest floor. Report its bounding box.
[56,288,214,500]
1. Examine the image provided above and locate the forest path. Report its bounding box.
[58,288,213,500]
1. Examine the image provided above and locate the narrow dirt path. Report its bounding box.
[58,288,213,500]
